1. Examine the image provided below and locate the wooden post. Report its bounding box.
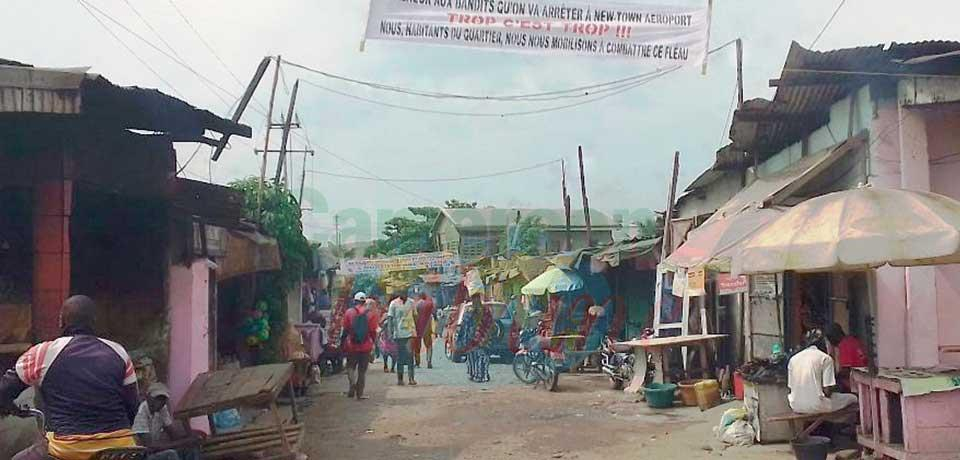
[736,38,744,109]
[212,56,271,161]
[661,151,680,258]
[577,146,592,247]
[257,56,281,222]
[274,79,299,185]
[298,149,309,205]
[561,159,572,251]
[701,0,714,75]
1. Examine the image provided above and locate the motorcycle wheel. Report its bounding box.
[610,376,624,391]
[512,353,538,384]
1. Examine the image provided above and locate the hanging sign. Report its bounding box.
[364,0,710,64]
[340,251,461,275]
[686,266,706,297]
[717,273,748,295]
[671,267,687,297]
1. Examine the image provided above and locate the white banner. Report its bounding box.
[364,0,709,64]
[340,251,461,275]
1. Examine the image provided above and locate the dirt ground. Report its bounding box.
[298,348,804,460]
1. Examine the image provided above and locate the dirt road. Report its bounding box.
[299,345,797,460]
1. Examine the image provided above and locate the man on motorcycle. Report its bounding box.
[0,295,140,460]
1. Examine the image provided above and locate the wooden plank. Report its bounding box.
[0,342,32,355]
[204,430,300,454]
[175,364,294,419]
[879,389,893,444]
[204,438,292,459]
[270,401,292,454]
[204,424,303,446]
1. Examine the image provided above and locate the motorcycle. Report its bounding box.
[600,336,635,390]
[512,313,559,391]
[12,407,147,460]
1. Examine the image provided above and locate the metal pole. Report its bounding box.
[578,146,592,247]
[257,55,281,222]
[661,151,681,259]
[561,159,572,251]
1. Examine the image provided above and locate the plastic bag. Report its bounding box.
[212,408,242,432]
[718,407,748,431]
[719,420,755,446]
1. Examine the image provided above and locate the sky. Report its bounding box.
[5,0,960,245]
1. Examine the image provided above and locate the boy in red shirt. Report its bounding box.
[825,323,868,392]
[342,292,379,400]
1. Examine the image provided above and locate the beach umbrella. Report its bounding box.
[520,267,584,296]
[732,187,960,274]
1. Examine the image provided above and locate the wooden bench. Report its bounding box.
[766,405,859,440]
[202,423,304,459]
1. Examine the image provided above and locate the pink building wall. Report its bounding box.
[870,98,960,368]
[167,259,211,408]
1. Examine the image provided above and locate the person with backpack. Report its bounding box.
[342,292,379,400]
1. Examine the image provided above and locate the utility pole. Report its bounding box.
[661,151,681,259]
[335,214,342,257]
[212,56,272,161]
[257,55,281,222]
[561,159,572,251]
[274,79,299,185]
[298,147,309,205]
[577,146,592,247]
[735,38,744,110]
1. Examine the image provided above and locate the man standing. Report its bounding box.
[388,291,418,386]
[0,295,140,460]
[787,329,858,414]
[132,383,200,460]
[342,292,378,400]
[413,293,436,369]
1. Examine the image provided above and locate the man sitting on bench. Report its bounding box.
[787,329,858,415]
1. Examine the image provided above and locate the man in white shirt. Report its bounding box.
[788,330,859,414]
[132,383,200,460]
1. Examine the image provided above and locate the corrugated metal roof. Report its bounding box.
[730,40,960,155]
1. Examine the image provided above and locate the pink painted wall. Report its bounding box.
[926,113,960,365]
[868,100,908,368]
[902,390,960,454]
[167,259,210,408]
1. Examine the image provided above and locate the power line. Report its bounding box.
[307,159,560,183]
[77,0,185,99]
[810,0,847,48]
[78,0,245,109]
[313,145,441,206]
[299,66,682,118]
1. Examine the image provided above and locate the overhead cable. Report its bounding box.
[307,159,560,183]
[809,0,847,48]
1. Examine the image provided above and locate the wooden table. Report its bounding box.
[174,363,300,459]
[616,334,726,394]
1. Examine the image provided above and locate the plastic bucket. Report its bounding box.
[644,383,677,409]
[791,436,830,460]
[677,379,702,406]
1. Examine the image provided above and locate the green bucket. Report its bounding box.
[644,383,678,408]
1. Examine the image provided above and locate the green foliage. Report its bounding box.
[365,206,439,257]
[229,177,313,291]
[500,215,546,256]
[444,199,478,209]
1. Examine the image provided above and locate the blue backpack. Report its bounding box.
[352,308,370,344]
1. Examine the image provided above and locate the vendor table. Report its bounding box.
[616,334,727,394]
[174,363,301,459]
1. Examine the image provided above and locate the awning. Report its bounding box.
[521,267,584,296]
[591,237,661,268]
[710,136,863,222]
[664,206,784,271]
[216,230,282,281]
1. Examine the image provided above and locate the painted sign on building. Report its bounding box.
[341,251,461,275]
[717,273,748,295]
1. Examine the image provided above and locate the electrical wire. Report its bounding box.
[300,66,682,118]
[77,0,185,99]
[313,145,442,207]
[280,39,739,104]
[78,0,247,110]
[307,159,559,182]
[810,0,847,48]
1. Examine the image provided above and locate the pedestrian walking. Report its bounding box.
[387,291,418,386]
[342,292,378,400]
[413,293,436,369]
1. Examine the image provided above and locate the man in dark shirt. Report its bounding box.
[0,295,140,460]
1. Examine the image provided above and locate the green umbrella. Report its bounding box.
[520,267,584,296]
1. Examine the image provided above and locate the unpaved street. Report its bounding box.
[300,345,795,460]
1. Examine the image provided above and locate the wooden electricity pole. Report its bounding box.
[274,79,299,185]
[661,151,681,259]
[577,146,592,247]
[561,159,572,251]
[257,55,281,222]
[212,56,272,162]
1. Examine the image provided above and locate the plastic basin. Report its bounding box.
[791,436,830,460]
[644,383,677,408]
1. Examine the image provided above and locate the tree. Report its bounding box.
[365,206,440,257]
[500,215,545,256]
[444,199,477,209]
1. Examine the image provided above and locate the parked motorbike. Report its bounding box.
[600,336,635,390]
[512,314,559,391]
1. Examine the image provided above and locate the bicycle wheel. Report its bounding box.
[513,353,538,384]
[543,360,559,392]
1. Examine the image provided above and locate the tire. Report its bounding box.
[546,365,560,392]
[513,353,538,384]
[610,377,624,391]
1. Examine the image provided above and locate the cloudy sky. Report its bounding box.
[5,0,958,244]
